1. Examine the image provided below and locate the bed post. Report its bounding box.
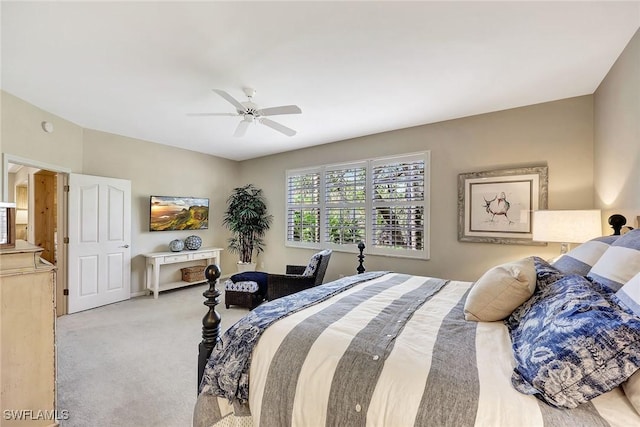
[608,214,627,235]
[197,264,222,393]
[357,242,366,274]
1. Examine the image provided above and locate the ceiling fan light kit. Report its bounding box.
[243,87,256,98]
[189,88,302,138]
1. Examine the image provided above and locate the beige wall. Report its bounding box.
[1,91,84,174]
[81,129,239,292]
[1,90,240,295]
[594,29,640,228]
[241,96,595,282]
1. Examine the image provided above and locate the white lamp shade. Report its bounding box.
[532,210,602,244]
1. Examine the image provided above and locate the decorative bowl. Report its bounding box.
[169,239,184,252]
[184,235,202,250]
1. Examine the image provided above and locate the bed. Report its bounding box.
[193,228,640,427]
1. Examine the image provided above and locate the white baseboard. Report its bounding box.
[131,290,149,298]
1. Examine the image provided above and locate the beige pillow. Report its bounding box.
[622,370,640,415]
[464,257,537,322]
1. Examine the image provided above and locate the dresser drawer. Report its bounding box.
[164,254,189,263]
[191,251,215,260]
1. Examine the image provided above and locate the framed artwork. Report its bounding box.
[457,166,548,245]
[149,196,209,231]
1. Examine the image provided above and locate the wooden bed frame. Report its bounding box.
[196,242,367,390]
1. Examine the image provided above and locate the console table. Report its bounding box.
[144,247,222,298]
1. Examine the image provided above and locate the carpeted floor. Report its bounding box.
[56,283,247,427]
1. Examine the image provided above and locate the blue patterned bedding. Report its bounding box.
[507,262,640,408]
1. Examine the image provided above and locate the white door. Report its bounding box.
[67,173,131,313]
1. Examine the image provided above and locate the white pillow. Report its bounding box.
[552,236,618,276]
[589,229,640,291]
[464,257,537,322]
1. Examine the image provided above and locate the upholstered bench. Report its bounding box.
[224,271,267,310]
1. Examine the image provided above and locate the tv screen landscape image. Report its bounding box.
[150,196,209,231]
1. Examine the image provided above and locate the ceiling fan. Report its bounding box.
[189,88,302,137]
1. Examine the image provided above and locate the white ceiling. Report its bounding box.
[2,1,639,161]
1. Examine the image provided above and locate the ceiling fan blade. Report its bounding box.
[234,119,251,137]
[212,89,247,113]
[187,112,238,117]
[259,118,297,137]
[257,105,302,116]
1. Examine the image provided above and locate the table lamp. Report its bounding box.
[532,210,602,254]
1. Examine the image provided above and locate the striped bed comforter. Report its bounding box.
[193,272,640,427]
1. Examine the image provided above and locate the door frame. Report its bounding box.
[3,154,71,315]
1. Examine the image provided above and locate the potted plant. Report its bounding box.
[222,184,273,272]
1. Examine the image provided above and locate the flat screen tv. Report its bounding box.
[149,196,209,231]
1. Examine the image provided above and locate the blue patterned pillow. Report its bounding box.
[531,256,564,289]
[508,274,640,408]
[302,249,331,277]
[552,235,618,276]
[504,257,564,330]
[615,272,640,414]
[588,229,640,291]
[224,279,259,292]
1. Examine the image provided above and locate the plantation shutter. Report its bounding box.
[371,155,426,253]
[324,163,367,245]
[286,170,321,244]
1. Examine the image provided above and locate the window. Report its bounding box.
[286,170,321,247]
[371,155,426,255]
[286,152,429,259]
[325,164,366,245]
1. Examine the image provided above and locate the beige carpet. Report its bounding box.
[56,283,247,427]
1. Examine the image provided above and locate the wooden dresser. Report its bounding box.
[1,241,57,426]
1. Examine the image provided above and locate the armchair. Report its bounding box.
[267,250,332,300]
